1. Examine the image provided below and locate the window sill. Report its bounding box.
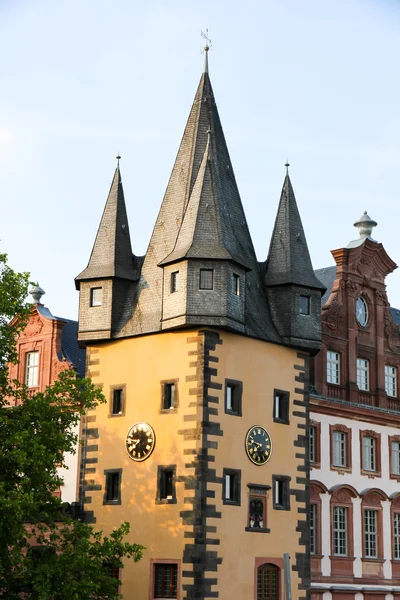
[225,409,242,417]
[361,557,385,564]
[223,499,240,507]
[155,498,177,505]
[103,499,121,506]
[330,465,352,474]
[329,555,355,561]
[245,527,270,534]
[360,469,381,478]
[109,413,125,418]
[273,418,290,425]
[310,462,321,469]
[159,408,178,414]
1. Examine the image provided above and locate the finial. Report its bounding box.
[285,160,290,175]
[116,153,121,167]
[29,283,45,304]
[347,211,378,248]
[201,29,212,74]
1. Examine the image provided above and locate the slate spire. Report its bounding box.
[265,172,324,290]
[75,164,135,285]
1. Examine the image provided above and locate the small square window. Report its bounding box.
[104,470,122,505]
[153,563,178,599]
[170,271,179,293]
[233,273,240,296]
[111,388,123,415]
[272,476,290,510]
[225,379,242,416]
[299,295,310,315]
[90,287,102,307]
[156,465,176,504]
[223,468,241,505]
[199,269,214,290]
[160,381,178,411]
[273,389,290,424]
[104,562,120,581]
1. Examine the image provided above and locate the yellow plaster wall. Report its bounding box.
[84,328,307,600]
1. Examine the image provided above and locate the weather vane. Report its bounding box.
[201,29,212,51]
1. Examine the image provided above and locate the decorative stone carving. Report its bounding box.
[332,487,353,504]
[363,491,382,507]
[375,289,387,306]
[52,357,70,380]
[323,295,344,332]
[21,315,43,337]
[340,279,358,294]
[392,494,400,509]
[384,307,400,352]
[310,485,321,501]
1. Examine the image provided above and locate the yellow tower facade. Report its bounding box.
[76,48,325,600]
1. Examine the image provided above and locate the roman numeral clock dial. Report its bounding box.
[245,426,272,465]
[126,422,156,462]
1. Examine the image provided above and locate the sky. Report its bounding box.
[1,0,400,319]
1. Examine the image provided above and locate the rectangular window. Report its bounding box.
[25,351,39,387]
[233,273,240,296]
[104,562,120,580]
[357,358,369,391]
[199,269,214,290]
[272,476,290,510]
[112,389,123,415]
[170,271,179,293]
[273,389,290,424]
[385,365,397,397]
[364,509,377,558]
[225,379,242,416]
[299,295,310,315]
[392,441,400,476]
[310,426,316,463]
[310,504,317,555]
[162,383,176,410]
[333,506,348,556]
[104,470,122,505]
[154,563,178,599]
[394,513,400,560]
[327,351,340,385]
[363,436,376,471]
[223,469,241,505]
[332,431,347,468]
[90,287,102,307]
[157,467,176,503]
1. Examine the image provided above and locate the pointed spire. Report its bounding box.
[75,164,135,285]
[201,29,211,74]
[266,170,325,290]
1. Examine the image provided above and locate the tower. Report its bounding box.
[76,47,323,600]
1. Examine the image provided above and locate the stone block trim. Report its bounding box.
[179,330,223,600]
[291,352,310,600]
[79,409,100,524]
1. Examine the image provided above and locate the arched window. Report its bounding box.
[257,563,279,600]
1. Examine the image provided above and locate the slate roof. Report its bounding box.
[266,174,326,291]
[75,167,136,285]
[120,63,282,342]
[314,265,400,326]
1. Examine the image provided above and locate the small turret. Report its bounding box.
[75,158,138,342]
[265,167,326,353]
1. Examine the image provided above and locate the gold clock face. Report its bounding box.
[245,426,272,465]
[126,422,155,462]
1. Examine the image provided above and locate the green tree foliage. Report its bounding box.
[0,254,143,598]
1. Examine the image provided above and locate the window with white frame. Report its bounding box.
[364,509,377,558]
[310,504,317,555]
[385,365,397,397]
[362,436,377,471]
[309,426,316,463]
[357,358,369,391]
[25,351,39,387]
[392,441,400,476]
[394,513,400,560]
[332,431,347,468]
[327,351,340,385]
[333,506,348,556]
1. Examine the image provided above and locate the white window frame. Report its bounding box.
[327,351,340,385]
[332,431,347,468]
[232,273,240,296]
[392,441,400,476]
[394,513,400,560]
[90,287,102,307]
[170,271,179,293]
[309,426,316,463]
[25,351,39,388]
[333,506,348,556]
[357,358,369,391]
[362,436,376,472]
[385,365,397,397]
[364,509,377,558]
[310,504,317,555]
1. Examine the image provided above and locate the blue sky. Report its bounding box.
[1,0,400,318]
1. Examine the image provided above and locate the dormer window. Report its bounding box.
[170,271,179,293]
[199,269,214,290]
[25,351,39,387]
[90,287,102,307]
[232,273,240,296]
[299,295,310,315]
